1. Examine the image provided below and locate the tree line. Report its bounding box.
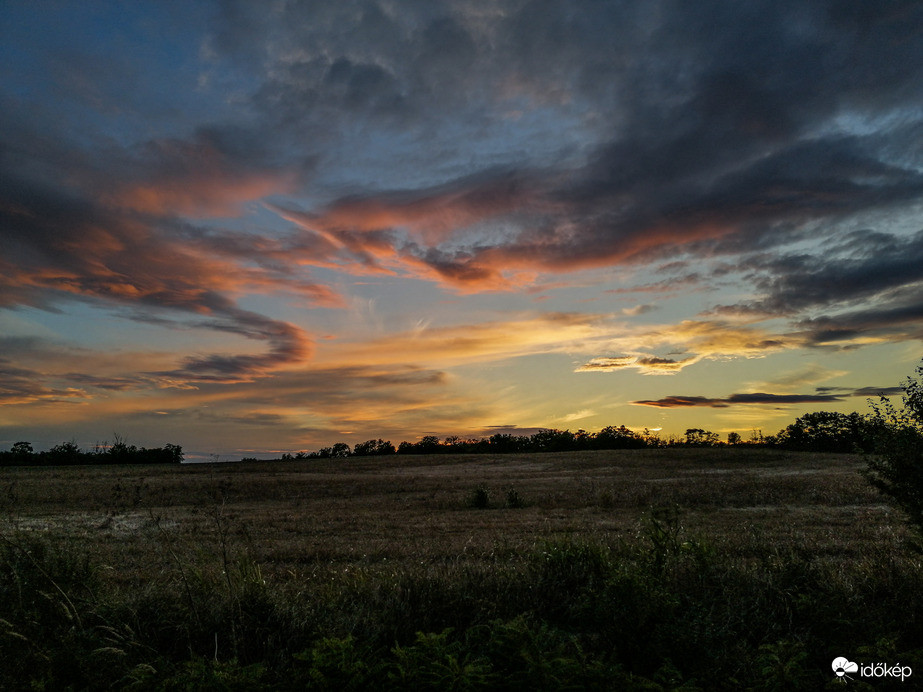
[0,408,905,466]
[0,437,183,467]
[284,410,888,460]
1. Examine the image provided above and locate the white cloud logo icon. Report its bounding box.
[832,657,859,680]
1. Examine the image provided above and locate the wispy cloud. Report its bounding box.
[318,312,614,369]
[575,319,792,376]
[576,355,698,375]
[632,393,847,409]
[632,385,903,409]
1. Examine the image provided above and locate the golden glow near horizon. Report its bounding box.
[2,2,923,455]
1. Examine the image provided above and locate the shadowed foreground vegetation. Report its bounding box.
[2,449,922,690]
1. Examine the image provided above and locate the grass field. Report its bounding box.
[2,449,921,689]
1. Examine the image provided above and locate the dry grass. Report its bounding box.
[0,448,899,586]
[3,448,921,690]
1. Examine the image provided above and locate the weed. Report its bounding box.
[467,486,490,509]
[391,628,494,691]
[293,635,381,690]
[505,487,526,509]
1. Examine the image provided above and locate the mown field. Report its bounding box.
[2,449,921,690]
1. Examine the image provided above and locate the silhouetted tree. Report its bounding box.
[418,436,441,453]
[330,442,351,458]
[108,433,138,463]
[683,429,719,447]
[595,425,646,449]
[530,429,575,452]
[353,439,395,456]
[863,361,923,537]
[1,439,181,466]
[488,433,531,453]
[48,440,81,464]
[776,411,875,453]
[11,441,33,457]
[164,443,184,464]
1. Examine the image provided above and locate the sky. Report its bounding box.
[2,0,923,458]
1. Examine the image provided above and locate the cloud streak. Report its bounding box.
[632,387,902,409]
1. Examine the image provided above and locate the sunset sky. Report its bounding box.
[3,1,923,458]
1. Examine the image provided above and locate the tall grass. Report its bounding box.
[2,513,922,689]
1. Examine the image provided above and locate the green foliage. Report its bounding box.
[294,635,380,690]
[391,629,494,691]
[159,657,268,691]
[752,640,811,692]
[864,361,923,537]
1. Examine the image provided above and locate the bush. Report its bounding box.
[467,486,490,509]
[506,488,526,509]
[864,360,923,537]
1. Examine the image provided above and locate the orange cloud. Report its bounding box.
[575,319,794,375]
[316,312,614,369]
[109,173,291,218]
[576,355,699,375]
[632,392,847,408]
[287,169,545,244]
[101,136,297,218]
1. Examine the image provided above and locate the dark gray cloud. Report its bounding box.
[207,0,923,295]
[817,386,905,398]
[10,0,923,284]
[631,382,910,408]
[61,373,147,392]
[705,227,923,348]
[632,393,847,409]
[719,230,923,317]
[795,297,923,347]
